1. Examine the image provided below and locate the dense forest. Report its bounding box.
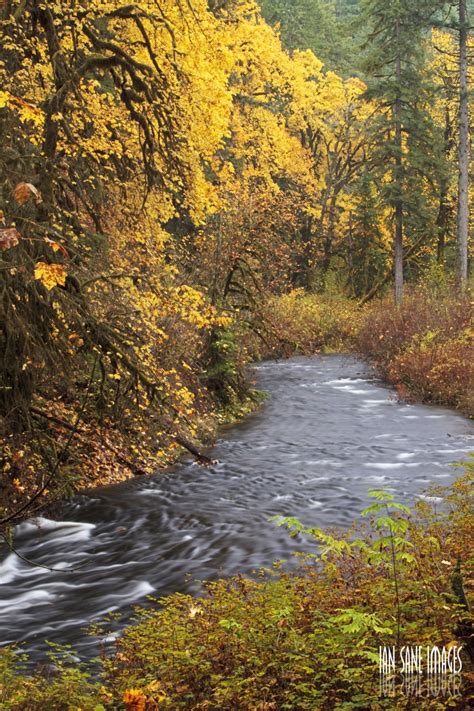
[0,1,473,709]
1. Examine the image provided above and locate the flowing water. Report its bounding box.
[0,355,472,660]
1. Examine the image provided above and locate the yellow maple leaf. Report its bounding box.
[34,262,67,290]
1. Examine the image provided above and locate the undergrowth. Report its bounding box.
[251,288,473,418]
[1,464,473,710]
[247,290,363,358]
[357,290,473,417]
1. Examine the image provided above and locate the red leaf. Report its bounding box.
[0,227,20,250]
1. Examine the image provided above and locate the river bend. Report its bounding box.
[0,355,472,659]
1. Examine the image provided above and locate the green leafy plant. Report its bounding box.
[0,468,472,709]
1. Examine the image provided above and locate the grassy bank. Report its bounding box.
[1,465,473,709]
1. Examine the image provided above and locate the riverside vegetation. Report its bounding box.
[0,466,473,708]
[0,290,472,708]
[252,285,474,419]
[0,0,473,708]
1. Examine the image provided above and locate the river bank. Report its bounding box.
[1,290,471,532]
[0,355,473,709]
[1,356,472,653]
[250,289,473,418]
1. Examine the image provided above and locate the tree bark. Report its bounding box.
[321,193,339,279]
[436,179,450,264]
[457,0,470,290]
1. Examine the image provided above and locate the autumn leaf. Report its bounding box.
[34,261,67,290]
[0,227,20,250]
[0,90,10,109]
[44,236,69,258]
[12,478,26,493]
[68,332,84,347]
[123,688,146,711]
[13,182,41,205]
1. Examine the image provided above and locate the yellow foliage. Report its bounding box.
[34,262,67,291]
[123,688,146,711]
[2,0,435,500]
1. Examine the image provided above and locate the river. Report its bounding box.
[0,355,472,660]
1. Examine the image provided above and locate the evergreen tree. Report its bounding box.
[260,0,358,74]
[335,0,361,22]
[360,0,446,304]
[456,0,470,289]
[348,170,387,298]
[430,0,472,285]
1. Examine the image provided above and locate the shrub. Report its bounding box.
[247,290,363,358]
[0,646,104,710]
[357,292,473,416]
[2,467,472,709]
[101,469,473,709]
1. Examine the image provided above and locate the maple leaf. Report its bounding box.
[34,262,67,290]
[13,182,41,205]
[0,227,20,250]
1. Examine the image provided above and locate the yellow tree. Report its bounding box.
[288,50,372,290]
[0,0,237,517]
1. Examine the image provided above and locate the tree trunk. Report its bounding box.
[358,234,426,307]
[457,0,470,289]
[321,193,339,279]
[437,106,454,263]
[346,210,355,294]
[436,179,449,264]
[307,189,330,291]
[394,20,404,306]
